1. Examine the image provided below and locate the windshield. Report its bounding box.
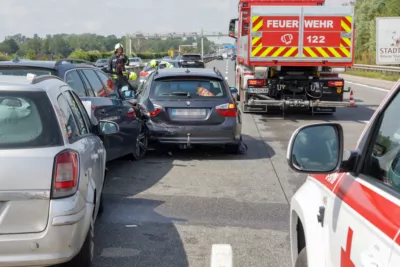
[96,59,107,63]
[0,68,56,76]
[130,58,140,62]
[150,79,227,99]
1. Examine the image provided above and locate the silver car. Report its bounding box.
[0,74,118,266]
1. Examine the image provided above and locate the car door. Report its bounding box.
[62,87,104,212]
[94,69,139,153]
[325,84,400,266]
[79,68,128,161]
[56,88,100,207]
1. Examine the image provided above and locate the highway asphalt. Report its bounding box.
[93,59,395,267]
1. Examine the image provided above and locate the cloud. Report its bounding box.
[0,0,348,42]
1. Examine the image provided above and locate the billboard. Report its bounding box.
[376,17,400,65]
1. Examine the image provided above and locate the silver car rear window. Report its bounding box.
[0,91,63,149]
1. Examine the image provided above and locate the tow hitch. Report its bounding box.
[179,133,192,149]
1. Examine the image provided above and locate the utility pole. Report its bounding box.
[201,26,204,57]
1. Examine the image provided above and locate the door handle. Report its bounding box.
[91,153,99,160]
[97,149,104,153]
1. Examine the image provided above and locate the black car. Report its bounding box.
[0,57,148,161]
[179,53,205,68]
[135,67,243,153]
[217,55,223,60]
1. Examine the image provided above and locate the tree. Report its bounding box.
[0,38,19,54]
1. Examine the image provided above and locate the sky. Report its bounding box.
[0,0,348,44]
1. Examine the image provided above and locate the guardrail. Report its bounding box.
[350,64,400,76]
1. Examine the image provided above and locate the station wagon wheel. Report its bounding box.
[132,123,148,160]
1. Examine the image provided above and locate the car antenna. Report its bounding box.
[12,56,20,62]
[185,68,190,73]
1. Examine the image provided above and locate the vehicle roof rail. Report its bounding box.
[213,67,222,77]
[55,58,94,67]
[30,75,63,84]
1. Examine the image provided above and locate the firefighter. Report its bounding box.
[107,43,130,87]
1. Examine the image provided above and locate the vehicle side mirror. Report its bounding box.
[287,123,344,173]
[230,87,238,94]
[229,18,238,39]
[99,120,119,135]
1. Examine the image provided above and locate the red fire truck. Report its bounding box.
[229,0,355,115]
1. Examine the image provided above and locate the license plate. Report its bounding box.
[171,109,206,117]
[103,116,118,121]
[187,61,195,64]
[247,88,269,93]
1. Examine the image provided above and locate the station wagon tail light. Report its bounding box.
[328,81,344,87]
[216,103,237,117]
[107,79,115,89]
[248,79,264,86]
[52,150,79,198]
[140,71,148,77]
[148,104,162,117]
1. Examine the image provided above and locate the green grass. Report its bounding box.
[345,69,399,82]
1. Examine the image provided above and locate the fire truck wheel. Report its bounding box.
[295,247,308,267]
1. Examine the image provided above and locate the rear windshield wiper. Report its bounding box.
[162,92,191,97]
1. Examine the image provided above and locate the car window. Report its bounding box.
[81,69,106,97]
[65,70,87,97]
[95,70,115,97]
[57,93,80,142]
[0,91,62,149]
[70,90,93,129]
[362,88,400,192]
[78,71,96,97]
[0,68,56,77]
[62,88,89,135]
[150,78,227,98]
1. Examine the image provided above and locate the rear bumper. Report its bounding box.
[0,194,93,267]
[147,118,241,145]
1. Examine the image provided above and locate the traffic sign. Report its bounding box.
[376,17,400,65]
[224,45,236,49]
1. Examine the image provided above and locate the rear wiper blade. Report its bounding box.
[168,92,191,97]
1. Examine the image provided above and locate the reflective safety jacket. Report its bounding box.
[108,54,130,79]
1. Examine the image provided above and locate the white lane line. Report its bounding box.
[211,244,232,267]
[345,81,390,92]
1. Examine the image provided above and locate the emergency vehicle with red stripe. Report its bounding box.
[286,79,400,266]
[228,0,355,114]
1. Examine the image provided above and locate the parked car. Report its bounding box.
[0,74,118,267]
[135,67,243,153]
[139,59,180,83]
[217,55,223,60]
[179,53,205,68]
[128,57,144,67]
[0,57,148,161]
[94,58,108,68]
[286,80,400,266]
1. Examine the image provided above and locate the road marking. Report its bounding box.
[211,244,232,267]
[345,81,390,92]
